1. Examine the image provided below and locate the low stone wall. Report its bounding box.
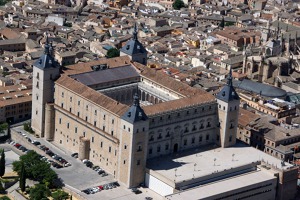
[63,185,86,200]
[11,130,45,157]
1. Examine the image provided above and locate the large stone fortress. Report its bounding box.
[31,31,297,199]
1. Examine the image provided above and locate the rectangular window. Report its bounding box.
[103,115,106,120]
[75,127,77,133]
[137,145,142,152]
[112,119,114,124]
[100,142,103,148]
[94,121,97,126]
[59,118,61,124]
[92,137,94,142]
[137,160,140,165]
[206,134,209,140]
[67,123,69,129]
[149,148,152,154]
[78,101,80,106]
[94,110,97,116]
[111,131,114,136]
[184,139,187,145]
[77,112,80,117]
[83,132,86,137]
[157,146,161,152]
[70,97,72,102]
[199,136,202,142]
[62,92,64,97]
[109,146,111,153]
[165,144,169,150]
[103,126,105,131]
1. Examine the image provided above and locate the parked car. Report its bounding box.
[14,143,21,148]
[101,172,108,177]
[64,162,71,167]
[71,153,78,158]
[113,182,120,187]
[82,159,89,164]
[98,185,104,190]
[31,140,41,145]
[86,161,93,168]
[46,150,54,156]
[92,187,99,193]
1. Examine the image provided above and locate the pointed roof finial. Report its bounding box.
[133,23,138,41]
[133,93,140,106]
[44,32,50,55]
[227,68,233,87]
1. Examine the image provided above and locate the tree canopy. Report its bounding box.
[106,48,120,58]
[173,0,185,10]
[13,151,57,188]
[29,184,50,200]
[51,190,69,200]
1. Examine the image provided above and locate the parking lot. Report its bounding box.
[11,126,161,200]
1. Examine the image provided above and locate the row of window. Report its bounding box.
[151,106,215,123]
[215,183,272,200]
[148,135,210,154]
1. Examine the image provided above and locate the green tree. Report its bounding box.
[0,149,5,177]
[29,184,50,200]
[0,123,8,134]
[172,0,185,10]
[19,162,26,192]
[0,196,11,200]
[51,190,69,200]
[106,48,120,58]
[13,151,57,188]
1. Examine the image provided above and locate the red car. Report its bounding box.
[98,185,103,191]
[14,143,21,148]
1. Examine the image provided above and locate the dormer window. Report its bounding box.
[126,45,130,50]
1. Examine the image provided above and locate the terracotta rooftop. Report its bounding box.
[133,62,208,97]
[238,108,260,127]
[0,84,32,107]
[143,93,215,116]
[55,75,129,117]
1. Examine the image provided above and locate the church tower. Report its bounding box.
[31,35,60,137]
[120,23,147,65]
[216,69,240,148]
[118,94,149,188]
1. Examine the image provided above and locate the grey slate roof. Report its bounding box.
[121,94,148,124]
[120,24,147,56]
[233,79,287,98]
[70,65,140,86]
[34,40,59,70]
[216,69,239,102]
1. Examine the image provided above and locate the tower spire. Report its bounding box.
[133,93,140,106]
[133,23,138,41]
[44,32,50,55]
[227,68,233,87]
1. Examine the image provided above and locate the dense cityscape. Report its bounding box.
[0,0,298,199]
